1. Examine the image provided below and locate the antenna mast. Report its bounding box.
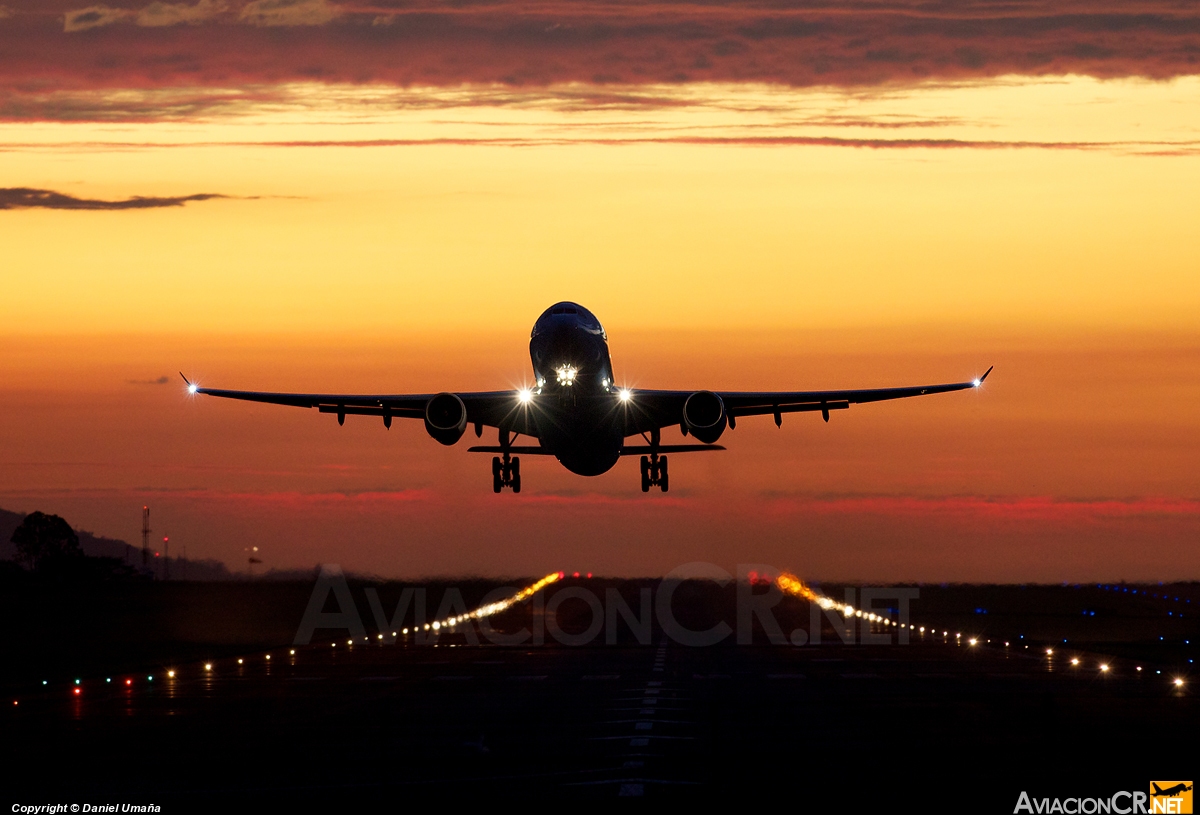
[142,506,150,570]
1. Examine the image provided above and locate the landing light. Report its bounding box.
[555,365,578,386]
[187,383,198,394]
[972,378,981,388]
[618,389,632,403]
[517,388,533,404]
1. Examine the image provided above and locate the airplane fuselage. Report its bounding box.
[527,302,625,476]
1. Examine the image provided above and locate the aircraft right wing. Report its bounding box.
[620,366,992,436]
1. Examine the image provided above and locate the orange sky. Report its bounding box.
[1,11,1198,579]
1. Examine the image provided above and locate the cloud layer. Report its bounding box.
[0,0,1197,97]
[0,187,227,209]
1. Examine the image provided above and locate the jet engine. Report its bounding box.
[682,390,727,444]
[424,392,468,445]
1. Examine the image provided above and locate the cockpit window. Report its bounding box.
[533,301,606,339]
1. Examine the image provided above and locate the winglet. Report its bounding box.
[179,372,191,387]
[180,372,199,394]
[980,365,993,383]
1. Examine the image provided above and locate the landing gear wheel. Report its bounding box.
[658,455,669,492]
[640,456,651,492]
[511,457,521,493]
[492,457,503,493]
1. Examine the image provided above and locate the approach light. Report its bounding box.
[618,389,632,403]
[518,388,533,404]
[969,638,978,646]
[1174,678,1185,687]
[290,649,296,655]
[1099,664,1109,672]
[237,658,244,664]
[1071,658,1080,666]
[1046,648,1054,655]
[167,670,175,678]
[265,655,271,660]
[1136,666,1142,671]
[205,664,212,671]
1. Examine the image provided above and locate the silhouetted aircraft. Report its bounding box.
[1152,783,1192,797]
[183,302,990,493]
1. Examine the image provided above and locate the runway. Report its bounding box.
[7,584,1197,807]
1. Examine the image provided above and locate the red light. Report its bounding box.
[73,688,81,695]
[557,571,564,579]
[573,572,580,578]
[154,552,160,557]
[125,679,132,686]
[12,700,17,706]
[587,573,593,579]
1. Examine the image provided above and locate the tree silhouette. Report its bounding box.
[11,511,82,571]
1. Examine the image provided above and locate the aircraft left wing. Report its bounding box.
[180,375,536,435]
[621,366,991,436]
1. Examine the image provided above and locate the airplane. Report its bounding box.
[1151,783,1193,797]
[182,301,991,493]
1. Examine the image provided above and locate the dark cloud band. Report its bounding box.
[0,0,1197,108]
[0,187,227,210]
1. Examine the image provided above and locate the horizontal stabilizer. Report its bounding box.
[619,445,726,455]
[467,446,555,455]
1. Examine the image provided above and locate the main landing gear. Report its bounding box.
[640,454,668,492]
[492,429,521,493]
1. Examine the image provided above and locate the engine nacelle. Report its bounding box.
[424,392,467,446]
[682,390,727,444]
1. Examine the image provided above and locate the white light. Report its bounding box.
[1099,664,1109,672]
[555,364,578,386]
[972,378,981,388]
[517,388,533,404]
[968,639,977,646]
[187,383,198,394]
[1175,678,1185,686]
[204,663,212,671]
[619,389,632,403]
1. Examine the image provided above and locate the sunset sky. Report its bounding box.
[1,0,1198,580]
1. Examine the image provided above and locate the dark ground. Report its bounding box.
[3,577,1197,810]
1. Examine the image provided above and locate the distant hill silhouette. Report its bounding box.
[0,506,236,581]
